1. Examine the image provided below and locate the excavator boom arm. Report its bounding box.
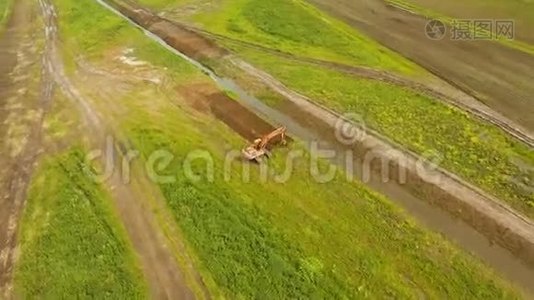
[258,127,286,149]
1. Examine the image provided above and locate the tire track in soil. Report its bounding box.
[38,0,202,298]
[0,0,55,296]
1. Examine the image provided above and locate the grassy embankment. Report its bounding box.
[122,95,520,299]
[155,0,534,218]
[237,48,534,218]
[386,0,534,55]
[45,0,522,298]
[14,147,148,298]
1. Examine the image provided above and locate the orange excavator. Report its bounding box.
[242,127,287,162]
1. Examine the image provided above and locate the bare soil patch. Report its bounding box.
[308,0,534,132]
[404,0,534,44]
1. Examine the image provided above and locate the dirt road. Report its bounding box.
[0,0,53,296]
[307,0,534,132]
[0,0,201,299]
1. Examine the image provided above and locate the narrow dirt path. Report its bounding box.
[74,57,211,299]
[36,0,199,298]
[0,0,54,296]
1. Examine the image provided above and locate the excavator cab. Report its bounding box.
[242,127,287,162]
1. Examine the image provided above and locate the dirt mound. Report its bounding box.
[108,0,226,60]
[149,21,225,60]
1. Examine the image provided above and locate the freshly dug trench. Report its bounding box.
[177,83,287,148]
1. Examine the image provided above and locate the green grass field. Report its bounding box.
[119,91,519,298]
[43,0,523,297]
[140,0,420,75]
[149,0,534,217]
[136,0,190,9]
[233,47,534,218]
[123,83,525,298]
[14,148,147,298]
[9,1,146,296]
